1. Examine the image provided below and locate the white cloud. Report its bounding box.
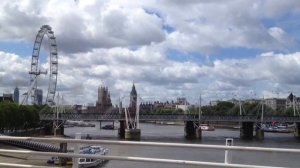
[0,52,30,88]
[1,0,298,54]
[0,0,166,53]
[1,48,300,105]
[0,0,300,105]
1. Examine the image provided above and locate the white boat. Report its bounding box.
[65,120,96,127]
[79,146,109,168]
[261,124,291,133]
[47,146,108,167]
[200,124,215,131]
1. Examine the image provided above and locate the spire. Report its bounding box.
[131,83,137,95]
[288,93,294,101]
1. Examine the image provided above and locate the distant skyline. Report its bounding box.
[0,0,300,105]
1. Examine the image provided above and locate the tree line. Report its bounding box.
[188,101,296,116]
[149,101,297,116]
[0,101,42,132]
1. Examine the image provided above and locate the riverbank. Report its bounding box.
[2,127,45,137]
[0,134,70,167]
[0,144,54,167]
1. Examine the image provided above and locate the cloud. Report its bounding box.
[1,48,300,105]
[0,0,300,105]
[0,52,30,91]
[0,0,299,55]
[156,0,299,53]
[0,0,166,54]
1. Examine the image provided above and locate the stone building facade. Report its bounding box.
[96,86,112,113]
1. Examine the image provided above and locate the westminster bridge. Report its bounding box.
[39,113,300,140]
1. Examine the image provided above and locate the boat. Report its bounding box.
[101,124,116,130]
[261,124,291,133]
[47,146,108,167]
[200,124,215,131]
[65,120,95,127]
[79,146,109,168]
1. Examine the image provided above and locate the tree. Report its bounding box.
[284,107,295,116]
[174,108,184,114]
[201,105,213,115]
[0,101,21,130]
[214,101,235,115]
[0,102,41,131]
[0,106,6,132]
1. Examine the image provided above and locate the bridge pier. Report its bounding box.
[59,142,68,166]
[53,126,64,136]
[240,122,253,140]
[255,127,264,140]
[184,121,201,139]
[118,120,125,138]
[60,125,64,135]
[125,129,141,140]
[294,123,300,138]
[53,121,64,136]
[43,122,53,135]
[196,127,202,139]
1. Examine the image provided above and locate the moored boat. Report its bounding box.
[101,124,116,130]
[47,145,108,167]
[261,125,291,133]
[79,146,109,168]
[200,124,215,131]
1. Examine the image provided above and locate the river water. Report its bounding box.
[64,122,300,168]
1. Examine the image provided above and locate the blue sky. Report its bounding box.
[0,41,31,57]
[0,0,300,105]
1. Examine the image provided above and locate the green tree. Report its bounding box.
[201,105,213,115]
[0,106,6,132]
[19,105,37,129]
[174,108,184,114]
[214,101,235,115]
[0,101,21,130]
[284,107,295,116]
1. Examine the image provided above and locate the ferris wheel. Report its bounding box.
[22,25,58,105]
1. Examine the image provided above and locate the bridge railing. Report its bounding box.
[0,136,299,168]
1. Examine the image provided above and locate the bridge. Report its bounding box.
[39,113,300,123]
[39,112,300,141]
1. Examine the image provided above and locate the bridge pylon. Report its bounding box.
[122,84,141,140]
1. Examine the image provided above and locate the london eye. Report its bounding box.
[23,25,58,105]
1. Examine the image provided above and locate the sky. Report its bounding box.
[0,0,300,106]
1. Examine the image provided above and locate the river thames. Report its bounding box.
[65,122,300,168]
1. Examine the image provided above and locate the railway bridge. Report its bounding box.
[40,112,300,140]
